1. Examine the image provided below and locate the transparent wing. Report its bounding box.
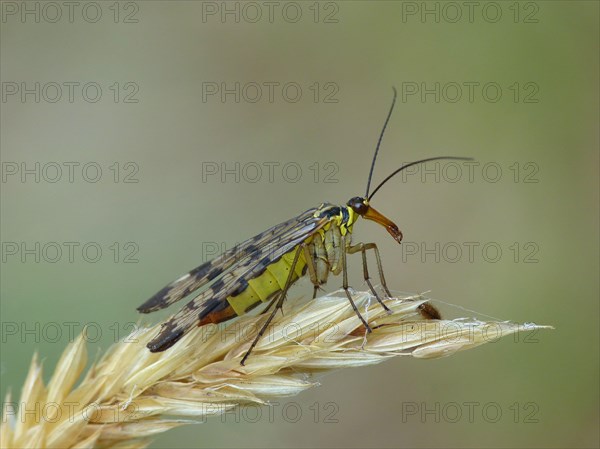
[145,209,332,352]
[137,206,322,313]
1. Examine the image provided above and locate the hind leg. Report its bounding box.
[241,244,304,365]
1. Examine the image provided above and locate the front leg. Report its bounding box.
[347,241,393,294]
[347,242,392,313]
[348,242,443,321]
[341,235,372,332]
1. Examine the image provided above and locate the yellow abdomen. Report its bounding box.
[226,248,307,315]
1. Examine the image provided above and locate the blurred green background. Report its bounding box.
[1,1,598,448]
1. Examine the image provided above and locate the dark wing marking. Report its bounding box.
[138,207,321,313]
[146,210,332,352]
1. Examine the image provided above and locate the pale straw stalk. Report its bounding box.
[1,290,551,449]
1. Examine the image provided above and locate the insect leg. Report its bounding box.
[241,244,304,365]
[341,235,372,333]
[301,244,321,299]
[260,294,279,315]
[347,243,391,313]
[352,242,392,297]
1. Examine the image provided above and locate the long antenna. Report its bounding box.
[365,87,397,198]
[368,156,474,200]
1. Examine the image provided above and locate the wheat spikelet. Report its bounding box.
[0,291,551,449]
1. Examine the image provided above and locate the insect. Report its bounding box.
[138,88,472,365]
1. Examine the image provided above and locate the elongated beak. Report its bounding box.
[363,206,403,243]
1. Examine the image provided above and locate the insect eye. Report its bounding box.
[347,197,369,215]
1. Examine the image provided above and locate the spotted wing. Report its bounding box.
[138,207,322,313]
[145,208,332,352]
